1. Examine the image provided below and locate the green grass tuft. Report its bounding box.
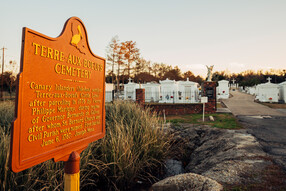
[166,113,242,129]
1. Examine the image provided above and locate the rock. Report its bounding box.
[151,173,223,191]
[165,159,184,177]
[202,159,271,184]
[174,125,271,185]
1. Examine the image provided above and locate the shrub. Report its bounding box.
[0,100,170,190]
[0,101,15,134]
[82,101,170,190]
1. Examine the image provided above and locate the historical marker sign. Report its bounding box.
[10,17,105,172]
[201,96,208,103]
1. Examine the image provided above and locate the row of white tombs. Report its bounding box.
[106,78,200,103]
[105,78,286,104]
[244,79,286,103]
[217,78,286,103]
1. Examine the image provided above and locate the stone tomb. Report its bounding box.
[279,81,286,103]
[124,78,139,101]
[105,83,114,102]
[142,82,160,102]
[247,86,256,95]
[256,78,279,103]
[216,80,229,99]
[177,78,199,103]
[159,78,178,103]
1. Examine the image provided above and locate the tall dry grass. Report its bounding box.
[0,100,170,190]
[0,101,15,134]
[93,101,170,190]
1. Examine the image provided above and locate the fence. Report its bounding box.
[106,90,201,104]
[145,90,200,103]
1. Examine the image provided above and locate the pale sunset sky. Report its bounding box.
[0,0,285,77]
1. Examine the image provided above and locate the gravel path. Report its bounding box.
[221,91,286,172]
[222,90,286,116]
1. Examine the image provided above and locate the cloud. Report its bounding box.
[229,62,246,68]
[183,63,206,70]
[179,64,207,76]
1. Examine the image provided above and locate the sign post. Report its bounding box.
[9,17,105,190]
[64,151,80,191]
[201,96,208,122]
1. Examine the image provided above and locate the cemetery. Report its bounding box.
[120,77,217,115]
[123,78,200,104]
[1,10,286,191]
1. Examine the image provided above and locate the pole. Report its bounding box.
[202,103,205,122]
[64,151,80,191]
[1,47,7,99]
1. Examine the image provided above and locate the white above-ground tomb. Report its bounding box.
[124,78,140,101]
[256,78,279,103]
[159,78,178,103]
[177,78,199,103]
[142,82,161,102]
[105,83,114,102]
[216,80,229,99]
[279,81,286,103]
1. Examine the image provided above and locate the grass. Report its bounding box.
[0,91,16,101]
[0,100,15,133]
[0,100,170,190]
[165,113,242,129]
[95,101,170,190]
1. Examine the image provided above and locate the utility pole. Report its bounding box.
[1,47,7,99]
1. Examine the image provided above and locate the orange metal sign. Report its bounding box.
[10,17,106,172]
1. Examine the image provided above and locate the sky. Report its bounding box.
[0,0,285,77]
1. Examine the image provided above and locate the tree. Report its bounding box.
[134,57,146,76]
[152,63,160,78]
[183,71,196,81]
[211,71,228,81]
[145,60,152,75]
[134,72,156,83]
[106,36,120,85]
[158,63,172,79]
[121,41,140,79]
[2,71,16,98]
[116,45,126,92]
[163,66,183,81]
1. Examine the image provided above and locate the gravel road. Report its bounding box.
[221,91,286,171]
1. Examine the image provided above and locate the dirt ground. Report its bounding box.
[260,102,286,109]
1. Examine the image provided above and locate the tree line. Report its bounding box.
[212,69,286,87]
[105,36,203,90]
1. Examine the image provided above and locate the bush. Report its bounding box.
[82,101,170,190]
[0,100,170,190]
[0,101,15,134]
